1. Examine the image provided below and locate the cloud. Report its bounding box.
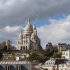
[0,25,23,45]
[37,15,70,48]
[0,15,70,49]
[0,0,70,27]
[0,0,70,48]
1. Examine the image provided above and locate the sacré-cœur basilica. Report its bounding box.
[16,18,42,50]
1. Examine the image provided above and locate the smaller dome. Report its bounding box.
[23,34,26,38]
[31,33,35,39]
[31,32,38,40]
[19,31,23,39]
[33,24,36,30]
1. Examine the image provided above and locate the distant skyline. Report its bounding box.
[0,0,70,48]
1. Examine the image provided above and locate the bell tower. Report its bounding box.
[33,24,37,35]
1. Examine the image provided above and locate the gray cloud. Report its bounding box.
[0,26,23,45]
[0,0,70,27]
[0,15,70,48]
[37,15,70,48]
[0,0,70,48]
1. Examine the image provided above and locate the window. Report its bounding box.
[23,47,25,50]
[51,62,52,64]
[21,46,22,50]
[62,64,64,67]
[46,63,48,65]
[49,63,50,65]
[24,41,26,45]
[66,53,68,56]
[62,52,65,55]
[21,40,23,45]
[26,40,28,44]
[53,62,55,64]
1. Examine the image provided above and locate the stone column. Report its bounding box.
[18,66,19,70]
[5,66,6,70]
[19,65,21,70]
[7,66,10,70]
[16,65,21,70]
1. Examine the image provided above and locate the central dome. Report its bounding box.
[24,18,33,34]
[25,23,33,31]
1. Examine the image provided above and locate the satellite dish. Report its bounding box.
[16,57,19,61]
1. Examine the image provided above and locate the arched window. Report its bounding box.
[23,47,25,50]
[26,46,27,50]
[21,46,22,50]
[24,41,26,45]
[4,46,7,50]
[21,40,23,45]
[26,40,28,44]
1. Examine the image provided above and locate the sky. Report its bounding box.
[0,0,70,48]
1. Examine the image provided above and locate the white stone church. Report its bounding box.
[16,18,42,50]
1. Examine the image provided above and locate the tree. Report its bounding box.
[29,52,39,60]
[0,41,6,50]
[6,40,12,50]
[44,49,54,57]
[1,41,6,48]
[52,52,62,58]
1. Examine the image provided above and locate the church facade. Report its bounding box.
[16,18,42,50]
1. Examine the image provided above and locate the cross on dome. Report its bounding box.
[28,18,30,24]
[33,23,36,30]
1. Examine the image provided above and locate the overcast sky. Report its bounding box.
[0,0,70,48]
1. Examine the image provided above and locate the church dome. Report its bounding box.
[24,18,33,34]
[31,32,38,40]
[25,23,33,31]
[33,24,36,30]
[19,31,23,39]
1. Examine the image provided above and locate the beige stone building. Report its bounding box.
[46,42,53,51]
[16,18,42,50]
[57,43,68,52]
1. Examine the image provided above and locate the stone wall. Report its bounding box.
[0,61,31,70]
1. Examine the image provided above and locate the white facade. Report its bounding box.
[43,59,55,70]
[16,18,42,50]
[62,50,70,59]
[42,59,70,70]
[54,64,70,70]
